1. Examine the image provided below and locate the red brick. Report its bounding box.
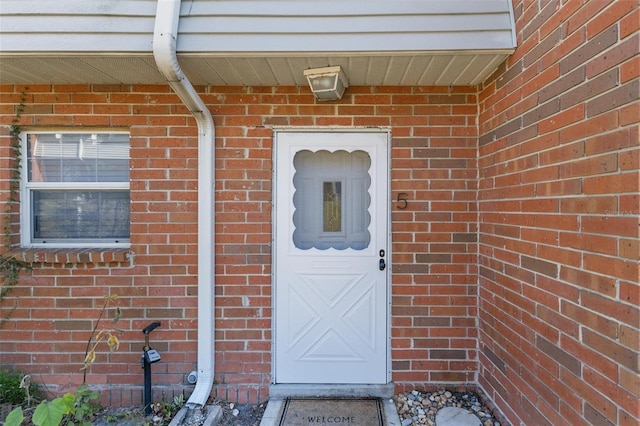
[539,104,585,133]
[560,110,619,143]
[620,366,640,399]
[586,127,636,154]
[538,141,585,165]
[586,0,637,39]
[582,214,638,237]
[588,33,639,78]
[583,172,639,194]
[623,2,640,34]
[566,1,611,36]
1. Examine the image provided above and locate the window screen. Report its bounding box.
[292,150,371,250]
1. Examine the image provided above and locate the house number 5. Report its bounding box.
[396,192,408,209]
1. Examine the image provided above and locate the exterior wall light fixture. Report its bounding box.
[303,65,348,101]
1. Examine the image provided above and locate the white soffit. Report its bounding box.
[0,0,516,86]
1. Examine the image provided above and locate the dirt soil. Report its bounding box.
[214,399,266,426]
[92,399,266,426]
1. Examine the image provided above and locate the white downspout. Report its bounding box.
[153,0,215,408]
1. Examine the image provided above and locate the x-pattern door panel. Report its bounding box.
[289,272,376,361]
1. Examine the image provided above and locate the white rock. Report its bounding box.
[436,407,481,426]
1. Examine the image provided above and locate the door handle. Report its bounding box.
[379,259,386,271]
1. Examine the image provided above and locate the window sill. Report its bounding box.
[8,248,132,265]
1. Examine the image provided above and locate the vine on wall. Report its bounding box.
[0,88,31,328]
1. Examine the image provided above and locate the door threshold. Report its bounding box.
[269,383,395,399]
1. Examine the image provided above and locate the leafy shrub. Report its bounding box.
[5,385,101,426]
[0,370,39,406]
[3,294,122,425]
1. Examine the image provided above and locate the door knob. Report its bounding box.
[379,259,386,271]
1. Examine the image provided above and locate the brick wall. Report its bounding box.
[0,84,479,405]
[1,2,637,419]
[477,1,639,425]
[390,87,479,388]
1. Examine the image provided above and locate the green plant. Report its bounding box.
[0,255,30,328]
[31,393,74,426]
[102,410,136,423]
[7,384,100,426]
[0,88,31,329]
[0,370,40,406]
[81,294,123,383]
[0,369,26,405]
[150,393,185,424]
[69,384,101,425]
[5,294,123,425]
[26,384,100,426]
[4,406,24,426]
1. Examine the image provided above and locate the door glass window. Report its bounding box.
[323,181,342,232]
[292,150,371,250]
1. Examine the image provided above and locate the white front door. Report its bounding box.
[274,131,389,384]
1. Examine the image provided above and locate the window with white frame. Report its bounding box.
[21,132,130,247]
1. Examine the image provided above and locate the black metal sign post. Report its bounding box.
[141,321,162,415]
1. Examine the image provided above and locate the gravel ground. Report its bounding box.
[393,389,502,426]
[93,389,499,426]
[92,399,266,426]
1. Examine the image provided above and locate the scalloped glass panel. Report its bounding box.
[292,150,371,250]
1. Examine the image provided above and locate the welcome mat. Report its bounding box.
[278,398,385,425]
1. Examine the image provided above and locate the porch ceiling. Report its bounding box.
[0,52,509,87]
[0,0,516,86]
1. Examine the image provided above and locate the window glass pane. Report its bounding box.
[28,133,129,183]
[323,181,342,232]
[32,190,130,240]
[293,150,371,250]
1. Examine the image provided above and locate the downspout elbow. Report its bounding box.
[153,0,215,409]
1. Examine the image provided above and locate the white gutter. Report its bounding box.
[153,0,215,408]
